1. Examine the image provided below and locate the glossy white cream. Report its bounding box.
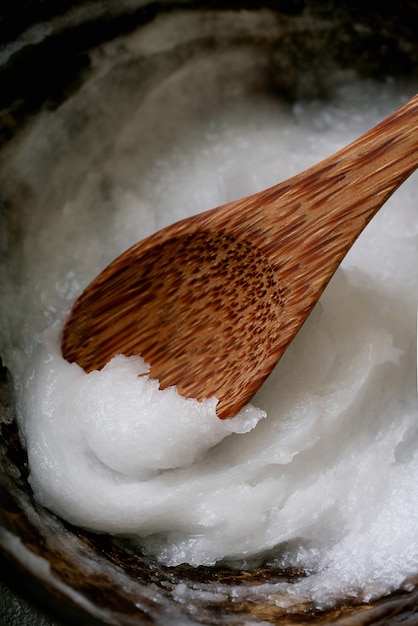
[0,53,417,607]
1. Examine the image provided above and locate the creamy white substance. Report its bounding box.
[0,48,417,609]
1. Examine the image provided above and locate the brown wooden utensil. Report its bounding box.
[62,94,418,418]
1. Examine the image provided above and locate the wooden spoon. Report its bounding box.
[62,94,418,418]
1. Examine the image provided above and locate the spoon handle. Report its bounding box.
[273,92,418,301]
[267,91,418,271]
[214,93,417,255]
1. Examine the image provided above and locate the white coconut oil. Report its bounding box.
[0,38,417,609]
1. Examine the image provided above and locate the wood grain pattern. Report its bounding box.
[62,93,418,418]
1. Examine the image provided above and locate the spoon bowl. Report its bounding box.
[62,93,418,418]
